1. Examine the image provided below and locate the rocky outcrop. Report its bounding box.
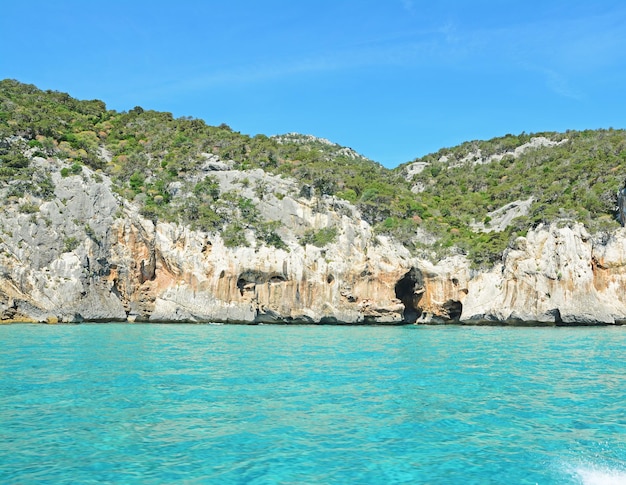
[462,223,626,324]
[403,136,569,180]
[2,157,626,325]
[471,198,533,233]
[106,218,416,324]
[0,158,416,324]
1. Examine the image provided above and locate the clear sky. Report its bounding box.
[2,1,626,167]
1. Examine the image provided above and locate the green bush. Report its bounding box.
[63,237,79,252]
[337,188,357,202]
[222,223,248,248]
[18,202,39,214]
[60,163,82,177]
[257,221,288,250]
[300,227,338,247]
[193,177,220,201]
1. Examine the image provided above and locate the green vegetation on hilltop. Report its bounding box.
[1,79,625,266]
[0,79,422,236]
[396,130,626,265]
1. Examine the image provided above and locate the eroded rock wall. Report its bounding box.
[462,224,626,324]
[0,162,415,324]
[108,218,414,324]
[2,160,626,325]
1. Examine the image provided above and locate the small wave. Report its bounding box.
[573,465,626,485]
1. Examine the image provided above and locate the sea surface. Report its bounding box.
[1,324,626,484]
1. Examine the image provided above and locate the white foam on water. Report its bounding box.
[572,464,626,485]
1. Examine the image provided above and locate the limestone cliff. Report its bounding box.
[1,80,626,326]
[0,156,417,324]
[462,224,626,324]
[2,151,626,325]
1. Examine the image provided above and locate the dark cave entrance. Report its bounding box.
[394,268,424,323]
[443,300,463,321]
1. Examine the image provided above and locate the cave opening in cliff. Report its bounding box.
[394,268,424,323]
[443,300,463,321]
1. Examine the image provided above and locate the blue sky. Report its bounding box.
[2,1,626,167]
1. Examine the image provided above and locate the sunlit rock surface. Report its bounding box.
[2,160,626,325]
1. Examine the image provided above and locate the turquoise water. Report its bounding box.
[1,324,626,484]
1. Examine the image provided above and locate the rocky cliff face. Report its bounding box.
[2,154,626,325]
[0,155,415,324]
[462,224,626,324]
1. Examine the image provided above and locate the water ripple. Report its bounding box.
[1,324,626,483]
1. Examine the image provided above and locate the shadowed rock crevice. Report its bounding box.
[139,256,156,284]
[138,244,157,284]
[618,185,626,226]
[237,270,262,296]
[547,308,563,325]
[395,268,425,323]
[443,300,463,321]
[237,270,288,296]
[269,274,286,284]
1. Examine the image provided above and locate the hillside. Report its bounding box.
[0,79,412,243]
[2,79,626,325]
[3,79,625,267]
[395,130,625,266]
